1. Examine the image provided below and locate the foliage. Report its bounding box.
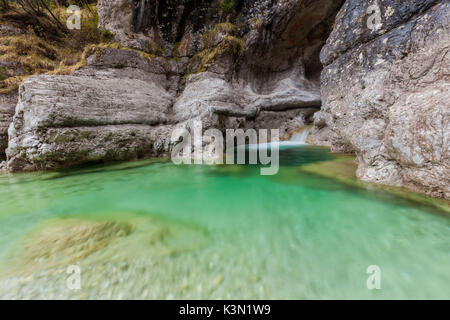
[201,22,238,48]
[219,0,236,20]
[189,34,244,75]
[0,1,114,94]
[219,0,236,15]
[15,0,68,37]
[0,0,9,10]
[0,66,8,81]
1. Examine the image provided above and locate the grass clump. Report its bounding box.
[0,66,9,81]
[187,21,244,76]
[0,34,60,73]
[219,0,236,19]
[0,33,62,93]
[188,35,244,75]
[201,22,238,48]
[147,40,164,56]
[0,2,113,94]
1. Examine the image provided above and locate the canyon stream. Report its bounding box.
[0,144,448,299]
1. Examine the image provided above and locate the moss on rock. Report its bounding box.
[0,3,113,94]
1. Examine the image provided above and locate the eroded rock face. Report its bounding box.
[98,0,222,56]
[5,0,343,171]
[174,70,320,122]
[0,93,16,161]
[6,72,175,171]
[97,0,344,95]
[1,0,447,199]
[311,0,449,198]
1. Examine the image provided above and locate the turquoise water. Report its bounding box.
[0,146,449,299]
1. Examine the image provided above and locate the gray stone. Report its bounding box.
[6,75,174,171]
[173,72,257,122]
[311,0,449,198]
[175,71,321,125]
[6,0,447,200]
[0,93,17,160]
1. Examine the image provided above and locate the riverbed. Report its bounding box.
[0,146,448,299]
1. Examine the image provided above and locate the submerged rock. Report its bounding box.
[8,219,132,273]
[0,213,210,297]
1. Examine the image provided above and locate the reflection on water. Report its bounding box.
[233,144,334,167]
[0,146,448,299]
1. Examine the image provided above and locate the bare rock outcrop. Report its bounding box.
[5,0,342,171]
[5,0,447,199]
[6,72,175,171]
[0,93,16,160]
[310,0,449,198]
[175,70,320,121]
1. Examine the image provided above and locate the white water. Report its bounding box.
[237,127,311,151]
[289,127,311,144]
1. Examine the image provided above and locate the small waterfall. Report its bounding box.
[289,127,311,145]
[236,127,311,152]
[132,0,147,32]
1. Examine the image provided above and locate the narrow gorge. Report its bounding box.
[1,0,447,199]
[0,0,449,300]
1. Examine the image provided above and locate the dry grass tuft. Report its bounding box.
[0,3,113,94]
[189,33,244,75]
[201,22,238,48]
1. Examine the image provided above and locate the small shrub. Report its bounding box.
[0,67,8,81]
[201,22,238,48]
[0,2,113,94]
[219,0,236,17]
[189,34,244,74]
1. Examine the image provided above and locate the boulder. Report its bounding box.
[6,74,174,171]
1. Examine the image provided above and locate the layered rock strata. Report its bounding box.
[6,0,342,171]
[310,0,449,198]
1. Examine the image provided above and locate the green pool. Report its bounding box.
[0,146,448,299]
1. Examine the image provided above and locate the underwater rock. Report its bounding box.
[11,219,132,271]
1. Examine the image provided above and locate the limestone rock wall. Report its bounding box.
[6,72,174,171]
[5,0,343,171]
[2,0,448,200]
[0,93,16,161]
[5,49,321,171]
[310,0,449,198]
